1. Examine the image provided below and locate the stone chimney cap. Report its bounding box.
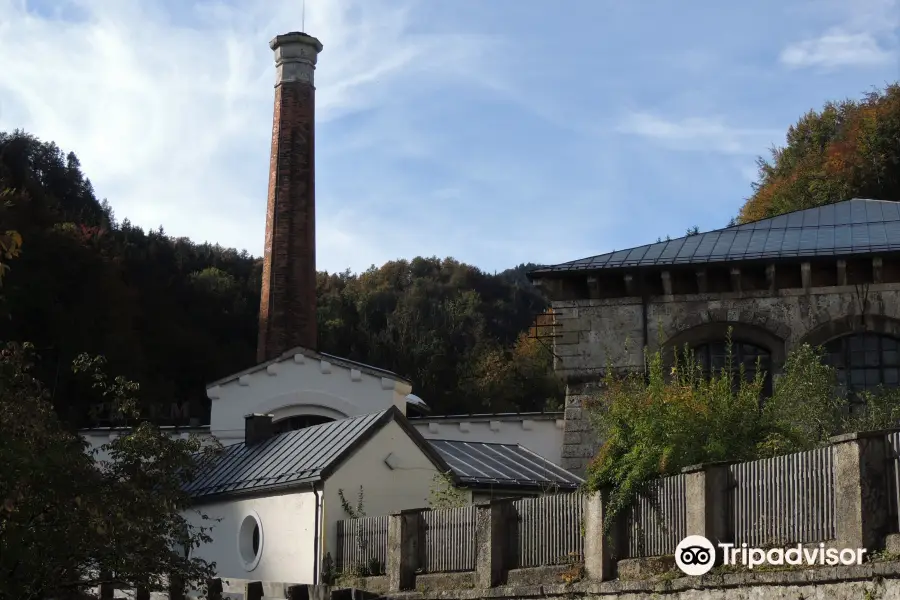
[270,32,323,53]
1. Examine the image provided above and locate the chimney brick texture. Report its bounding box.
[257,33,323,363]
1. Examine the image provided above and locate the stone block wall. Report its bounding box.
[553,283,900,476]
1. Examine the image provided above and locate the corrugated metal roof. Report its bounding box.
[529,199,900,275]
[429,440,583,489]
[185,411,389,499]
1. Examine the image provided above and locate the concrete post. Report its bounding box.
[682,461,734,564]
[583,490,619,581]
[98,579,113,600]
[387,509,421,592]
[831,430,894,553]
[286,584,311,600]
[168,575,186,600]
[243,580,263,600]
[475,500,512,588]
[206,578,223,600]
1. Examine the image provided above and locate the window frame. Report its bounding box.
[691,340,774,397]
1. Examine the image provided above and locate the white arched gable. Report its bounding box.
[253,391,355,422]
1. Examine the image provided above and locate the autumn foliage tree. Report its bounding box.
[739,83,899,223]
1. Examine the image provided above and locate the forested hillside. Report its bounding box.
[739,83,899,222]
[0,131,563,428]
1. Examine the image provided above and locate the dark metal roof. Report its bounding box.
[530,199,900,275]
[185,410,392,500]
[429,440,583,489]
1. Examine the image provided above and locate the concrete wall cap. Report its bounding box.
[829,427,900,444]
[681,460,740,474]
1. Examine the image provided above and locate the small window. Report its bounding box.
[238,512,263,571]
[692,341,773,396]
[824,333,900,407]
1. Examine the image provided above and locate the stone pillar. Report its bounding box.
[682,462,734,562]
[475,501,512,588]
[243,580,263,600]
[765,264,776,293]
[167,575,185,600]
[831,430,894,552]
[387,509,421,591]
[98,578,113,600]
[257,31,324,362]
[583,491,619,581]
[661,271,673,295]
[162,574,185,600]
[695,269,708,294]
[206,578,223,600]
[729,267,742,294]
[561,381,601,476]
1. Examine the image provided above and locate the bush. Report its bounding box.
[583,330,900,535]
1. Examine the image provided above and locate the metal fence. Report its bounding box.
[887,430,900,534]
[622,473,688,558]
[420,506,477,573]
[335,515,389,572]
[730,446,835,546]
[511,493,584,567]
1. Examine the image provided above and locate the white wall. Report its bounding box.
[184,490,319,584]
[322,419,441,561]
[411,414,565,466]
[82,428,214,464]
[206,353,412,445]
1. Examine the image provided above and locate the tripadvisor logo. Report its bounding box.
[675,536,716,576]
[675,536,867,576]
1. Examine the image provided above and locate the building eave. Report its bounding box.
[205,345,412,392]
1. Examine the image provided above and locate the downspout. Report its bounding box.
[313,484,322,584]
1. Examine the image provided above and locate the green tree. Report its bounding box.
[0,130,561,424]
[0,342,220,600]
[739,83,899,223]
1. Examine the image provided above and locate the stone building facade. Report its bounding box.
[529,198,900,475]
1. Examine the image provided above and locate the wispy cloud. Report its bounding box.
[1,0,896,274]
[780,31,895,69]
[616,112,780,155]
[779,0,898,70]
[0,0,498,271]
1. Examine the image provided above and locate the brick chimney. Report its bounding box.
[244,413,274,446]
[257,32,324,363]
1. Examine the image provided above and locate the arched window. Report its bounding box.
[823,333,900,401]
[693,341,773,396]
[272,414,335,435]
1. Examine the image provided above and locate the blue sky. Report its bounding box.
[0,0,897,273]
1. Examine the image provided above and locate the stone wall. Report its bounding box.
[554,282,900,475]
[382,563,900,600]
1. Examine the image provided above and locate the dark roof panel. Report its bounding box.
[429,439,583,489]
[529,199,900,274]
[185,411,390,499]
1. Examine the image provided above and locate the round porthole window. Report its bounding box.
[237,511,263,571]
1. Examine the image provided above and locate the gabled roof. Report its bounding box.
[429,439,583,490]
[529,199,900,276]
[185,407,449,501]
[206,346,411,389]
